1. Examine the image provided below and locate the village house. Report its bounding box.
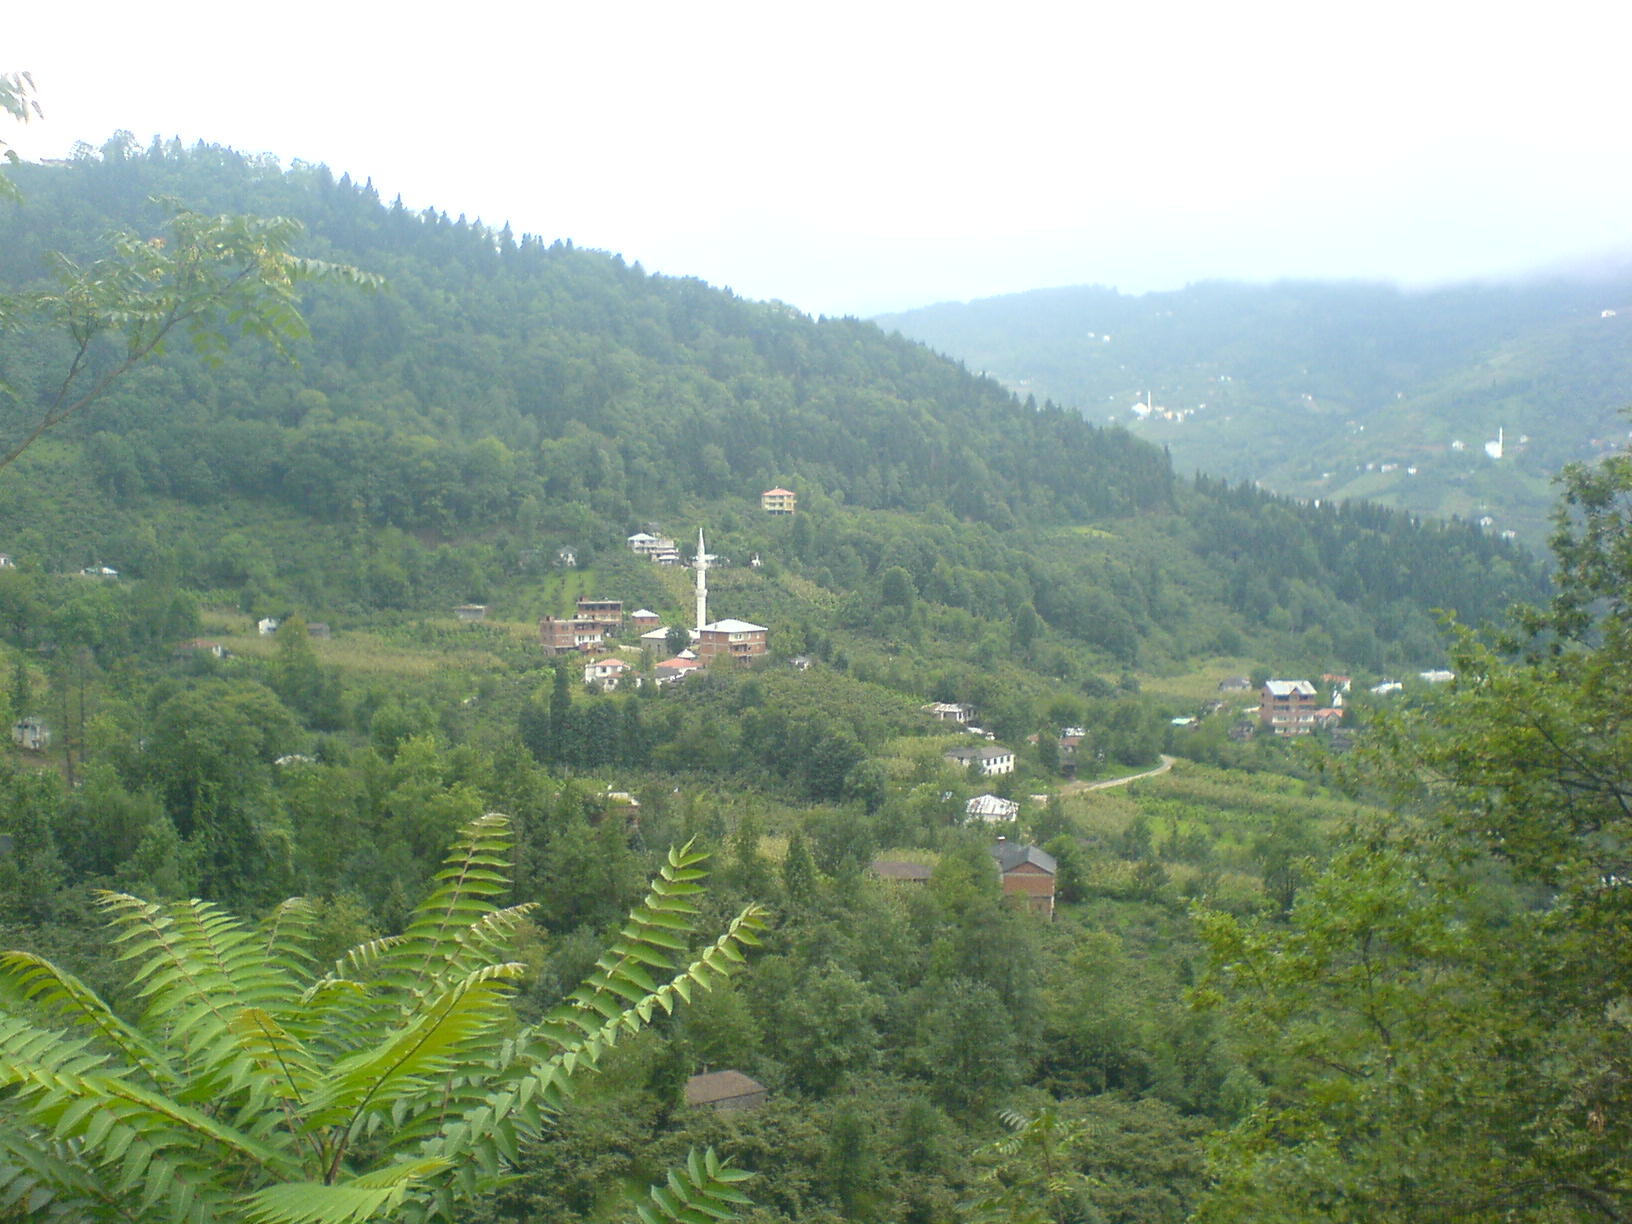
[944,744,1016,776]
[307,622,332,640]
[760,487,797,515]
[923,701,975,724]
[627,532,677,558]
[684,1070,767,1112]
[538,615,604,655]
[257,617,281,636]
[453,604,488,622]
[869,860,934,883]
[574,598,623,631]
[990,840,1057,918]
[1259,679,1318,736]
[11,717,49,752]
[0,554,13,569]
[629,609,662,634]
[695,618,768,663]
[965,793,1020,823]
[80,565,118,579]
[654,653,704,685]
[583,657,632,690]
[640,625,679,653]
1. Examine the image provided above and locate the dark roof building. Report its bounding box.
[990,840,1058,919]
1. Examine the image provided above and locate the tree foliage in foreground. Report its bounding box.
[1195,443,1632,1223]
[0,813,764,1224]
[0,199,381,472]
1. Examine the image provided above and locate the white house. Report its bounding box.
[584,657,632,690]
[627,532,676,558]
[944,744,1016,776]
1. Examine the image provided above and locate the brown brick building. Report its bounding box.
[991,840,1057,919]
[695,618,768,663]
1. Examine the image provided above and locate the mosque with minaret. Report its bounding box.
[691,529,769,663]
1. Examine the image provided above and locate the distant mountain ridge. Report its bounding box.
[877,278,1632,547]
[0,142,1541,675]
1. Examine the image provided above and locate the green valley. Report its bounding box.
[0,139,1622,1224]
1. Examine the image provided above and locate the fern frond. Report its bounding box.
[442,903,538,980]
[98,892,251,1041]
[0,951,176,1086]
[0,1123,116,1220]
[374,812,515,1000]
[536,900,767,1051]
[229,1007,319,1107]
[0,1014,301,1187]
[547,840,745,1041]
[305,962,525,1132]
[415,894,766,1178]
[239,1156,450,1224]
[633,1147,753,1224]
[259,897,318,973]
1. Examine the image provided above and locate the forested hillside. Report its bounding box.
[0,138,1608,1224]
[878,278,1632,547]
[0,139,1538,664]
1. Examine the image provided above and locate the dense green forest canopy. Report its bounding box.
[0,135,1614,1224]
[0,138,1540,667]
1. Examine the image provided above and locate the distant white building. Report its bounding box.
[945,744,1016,776]
[965,793,1020,823]
[584,658,632,690]
[627,532,676,558]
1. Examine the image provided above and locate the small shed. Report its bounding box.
[684,1070,767,1112]
[11,717,50,752]
[454,604,489,622]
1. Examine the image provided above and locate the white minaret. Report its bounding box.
[694,528,709,632]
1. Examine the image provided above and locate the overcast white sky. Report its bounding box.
[9,2,1632,317]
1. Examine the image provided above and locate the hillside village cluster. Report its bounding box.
[5,480,1455,952]
[7,459,1449,805]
